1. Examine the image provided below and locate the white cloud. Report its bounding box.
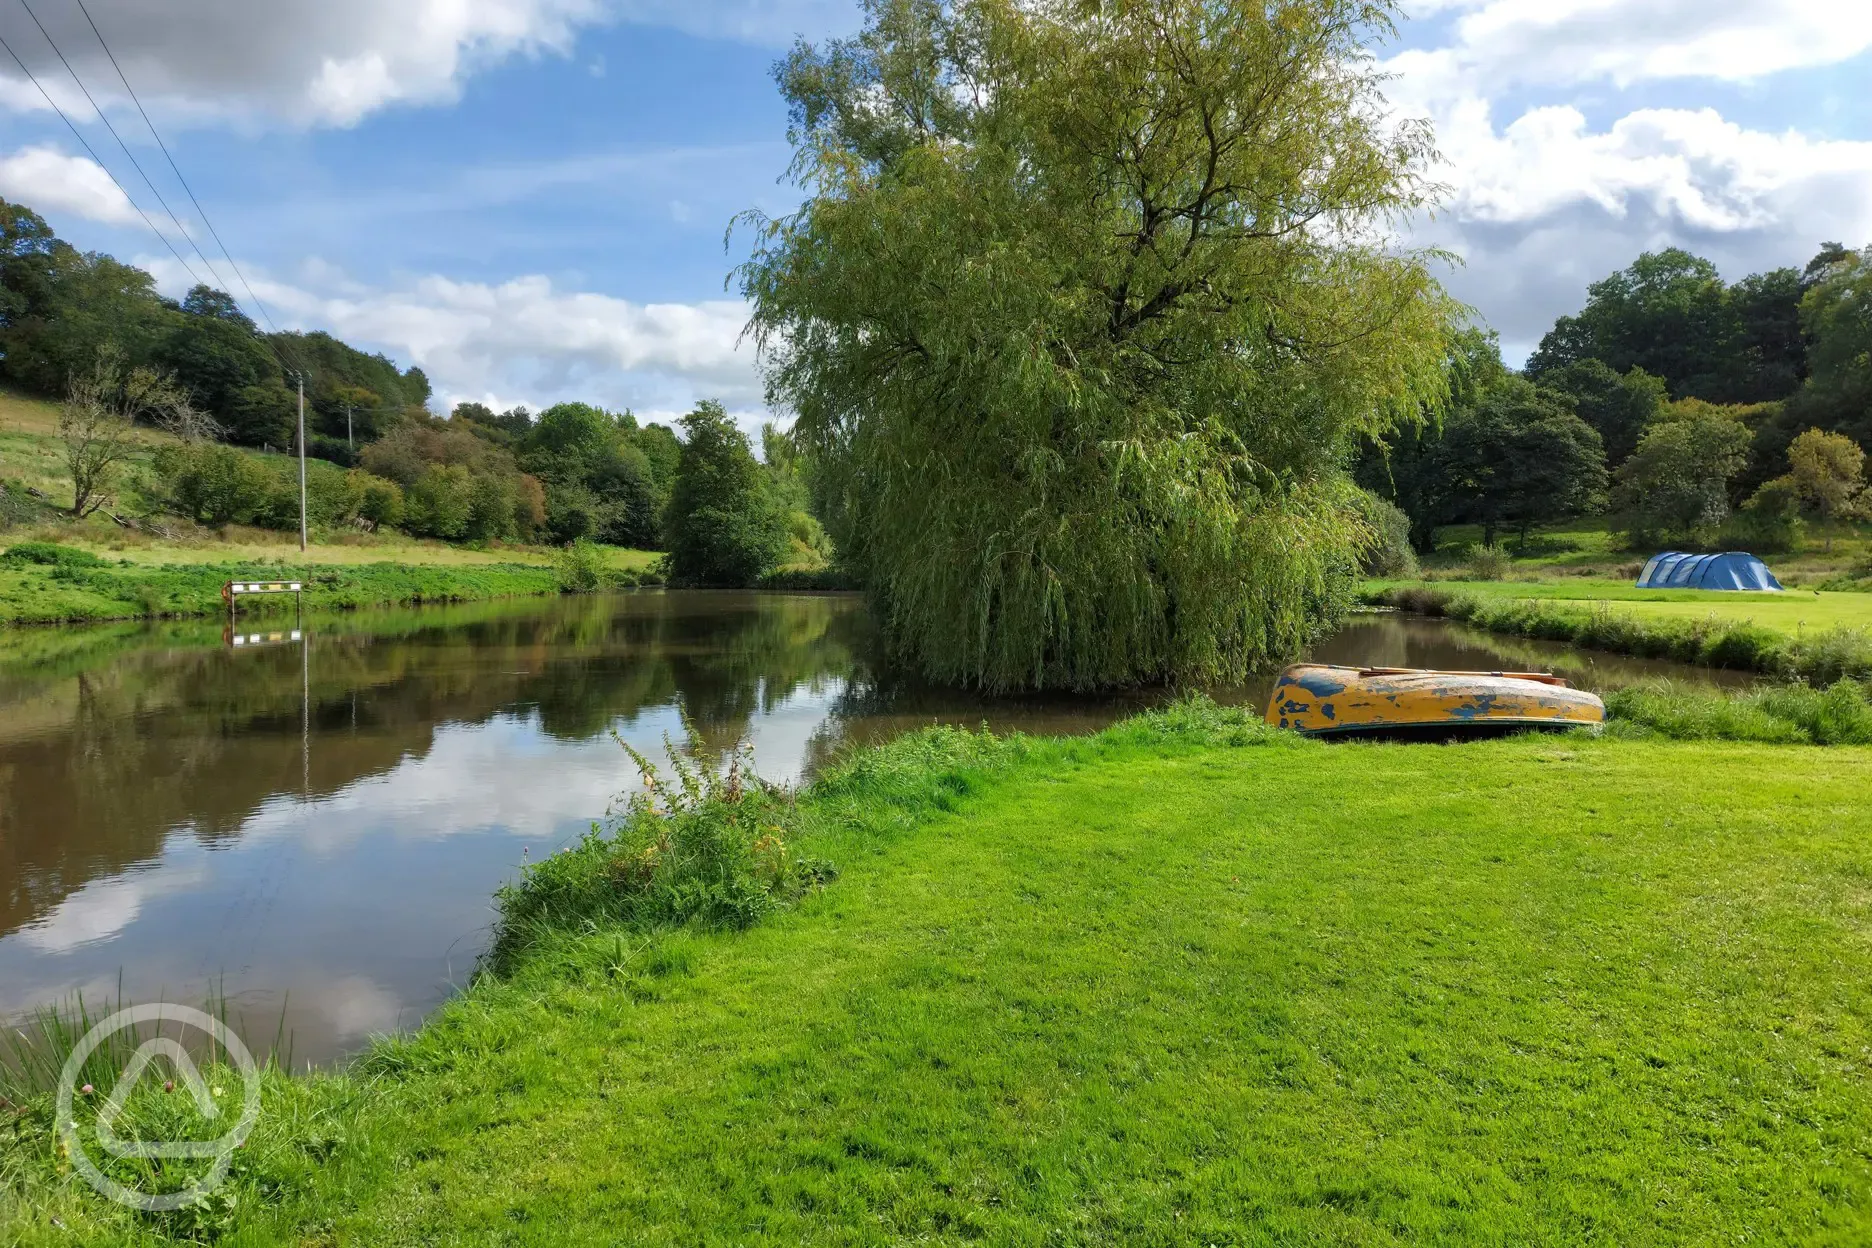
[1431,103,1872,234]
[1396,0,1872,96]
[0,0,606,128]
[145,255,768,422]
[1380,1,1872,361]
[0,0,855,130]
[0,144,139,224]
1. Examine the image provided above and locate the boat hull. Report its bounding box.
[1265,664,1605,737]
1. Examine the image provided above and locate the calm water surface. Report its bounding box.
[0,590,1748,1065]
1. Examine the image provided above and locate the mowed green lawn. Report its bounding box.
[212,730,1872,1245]
[1375,577,1872,635]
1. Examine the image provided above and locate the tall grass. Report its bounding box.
[1373,585,1872,684]
[1,990,345,1240]
[487,735,836,974]
[1607,679,1872,745]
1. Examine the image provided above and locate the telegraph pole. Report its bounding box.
[295,371,308,552]
[346,403,353,453]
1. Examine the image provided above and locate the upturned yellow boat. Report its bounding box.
[1265,664,1605,737]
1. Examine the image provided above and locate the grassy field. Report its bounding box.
[1424,518,1872,585]
[0,387,661,622]
[1369,577,1872,633]
[6,706,1872,1243]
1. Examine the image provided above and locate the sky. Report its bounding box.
[0,0,1868,433]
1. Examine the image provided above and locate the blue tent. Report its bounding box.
[1636,551,1783,591]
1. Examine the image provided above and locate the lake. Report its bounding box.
[0,589,1749,1065]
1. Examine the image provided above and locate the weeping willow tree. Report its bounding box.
[740,0,1456,691]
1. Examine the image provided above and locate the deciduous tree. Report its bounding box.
[1612,409,1752,546]
[743,0,1454,690]
[61,345,193,517]
[1785,428,1867,549]
[664,401,787,587]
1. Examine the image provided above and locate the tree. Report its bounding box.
[743,0,1453,690]
[1528,250,1735,399]
[1785,428,1867,549]
[61,345,193,517]
[1435,380,1607,549]
[1356,327,1508,553]
[1534,359,1665,467]
[1527,249,1813,406]
[1791,246,1872,448]
[663,401,787,587]
[1612,409,1751,546]
[1725,266,1806,402]
[157,287,277,426]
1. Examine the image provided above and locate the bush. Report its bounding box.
[1466,544,1512,580]
[554,538,608,592]
[0,540,105,568]
[153,441,278,526]
[1724,477,1804,553]
[1349,489,1418,578]
[488,738,834,974]
[404,464,474,539]
[357,473,405,529]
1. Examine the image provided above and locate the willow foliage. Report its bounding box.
[741,0,1456,691]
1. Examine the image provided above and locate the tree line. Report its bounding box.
[0,195,818,585]
[1359,244,1872,554]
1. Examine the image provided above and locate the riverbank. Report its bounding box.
[0,539,663,624]
[6,700,1872,1243]
[1364,580,1872,686]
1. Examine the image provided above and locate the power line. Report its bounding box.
[0,27,207,286]
[16,0,229,293]
[68,0,284,339]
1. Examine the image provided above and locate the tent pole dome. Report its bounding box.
[1636,552,1784,591]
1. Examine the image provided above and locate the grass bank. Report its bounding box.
[0,540,663,624]
[6,702,1872,1243]
[1366,581,1872,686]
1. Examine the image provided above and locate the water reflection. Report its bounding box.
[0,592,1746,1065]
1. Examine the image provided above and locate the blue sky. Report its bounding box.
[0,0,1869,430]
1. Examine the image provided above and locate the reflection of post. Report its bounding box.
[302,631,310,799]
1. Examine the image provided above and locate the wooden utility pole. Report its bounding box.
[296,372,308,552]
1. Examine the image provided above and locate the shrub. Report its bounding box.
[404,464,474,539]
[554,538,608,592]
[488,737,834,973]
[1724,477,1804,553]
[357,473,405,529]
[152,441,277,526]
[1349,489,1418,578]
[0,540,106,569]
[1466,544,1512,581]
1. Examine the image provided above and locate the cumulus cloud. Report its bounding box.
[0,0,854,129]
[0,144,139,223]
[0,0,606,128]
[1378,0,1872,360]
[146,255,768,423]
[1394,0,1872,97]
